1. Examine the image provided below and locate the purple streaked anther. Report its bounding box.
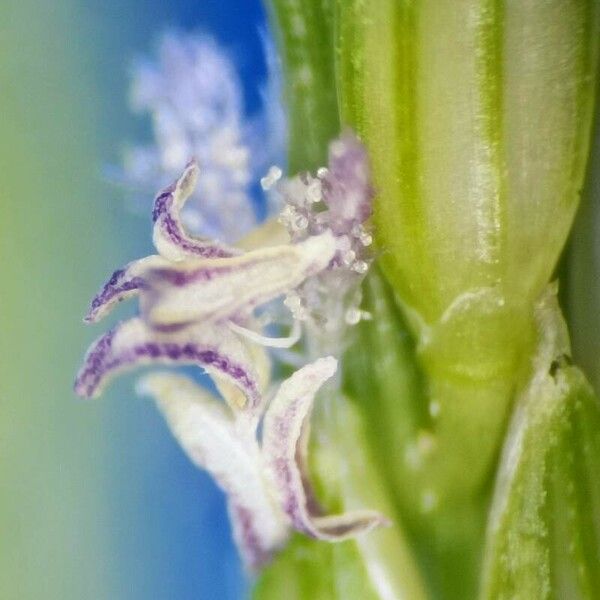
[261,357,385,540]
[74,322,259,405]
[152,161,239,259]
[229,503,272,570]
[152,189,175,223]
[85,267,146,323]
[145,263,236,287]
[157,212,236,258]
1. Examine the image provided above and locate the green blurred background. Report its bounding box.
[0,1,267,598]
[0,3,125,596]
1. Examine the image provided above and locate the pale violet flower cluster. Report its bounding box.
[75,148,384,569]
[266,131,375,356]
[123,31,284,242]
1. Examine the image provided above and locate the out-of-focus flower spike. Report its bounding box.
[140,233,336,328]
[262,357,388,540]
[84,255,169,323]
[139,372,289,569]
[152,160,240,261]
[125,32,258,242]
[74,318,261,411]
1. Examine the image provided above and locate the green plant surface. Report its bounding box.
[266,0,339,172]
[481,288,600,599]
[260,1,600,598]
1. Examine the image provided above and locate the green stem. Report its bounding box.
[266,0,340,172]
[336,2,599,596]
[262,1,600,598]
[335,0,599,501]
[566,74,600,393]
[321,397,430,600]
[481,288,600,599]
[344,269,492,598]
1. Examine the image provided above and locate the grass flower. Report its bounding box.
[75,137,386,570]
[76,162,335,409]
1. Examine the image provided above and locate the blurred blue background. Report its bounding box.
[0,1,268,598]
